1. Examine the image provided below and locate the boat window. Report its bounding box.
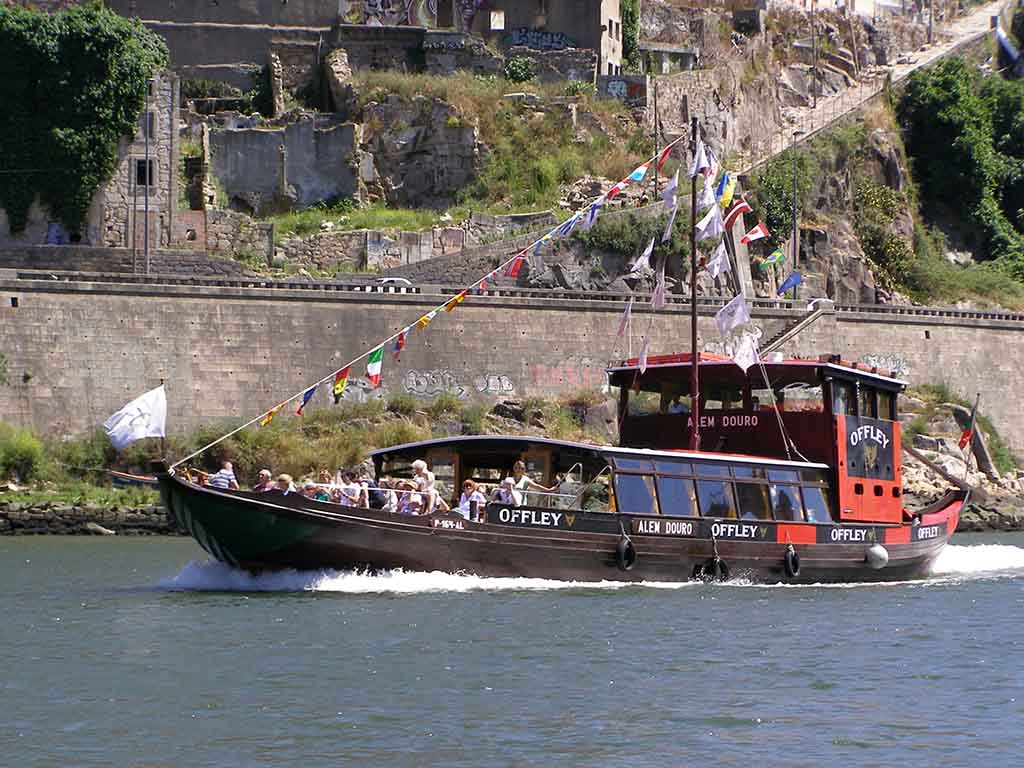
[802,486,833,523]
[750,386,775,411]
[878,391,896,421]
[382,457,414,480]
[800,469,829,484]
[614,474,658,515]
[732,465,768,480]
[613,456,655,472]
[655,460,693,476]
[696,480,737,518]
[658,383,691,415]
[694,463,731,479]
[858,386,876,418]
[579,479,613,513]
[655,476,696,516]
[628,390,661,416]
[768,469,800,483]
[704,382,744,411]
[736,483,772,520]
[770,484,803,521]
[832,381,855,416]
[779,382,824,413]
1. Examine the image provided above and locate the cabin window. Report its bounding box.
[655,460,693,476]
[800,469,829,484]
[802,486,833,522]
[732,465,768,480]
[736,483,772,520]
[832,382,855,416]
[768,469,800,483]
[770,484,803,521]
[659,384,691,414]
[655,476,696,516]
[695,480,737,518]
[750,386,774,411]
[858,386,876,418]
[628,390,660,415]
[613,457,655,472]
[780,383,824,413]
[878,391,896,421]
[694,463,731,479]
[615,474,658,515]
[704,382,744,411]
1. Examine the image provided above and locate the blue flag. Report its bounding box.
[715,171,731,201]
[295,385,317,416]
[777,272,803,295]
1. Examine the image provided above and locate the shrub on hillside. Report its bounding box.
[0,425,45,482]
[504,56,536,84]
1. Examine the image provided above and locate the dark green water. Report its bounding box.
[2,534,1024,767]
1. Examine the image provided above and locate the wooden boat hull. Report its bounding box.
[159,471,963,584]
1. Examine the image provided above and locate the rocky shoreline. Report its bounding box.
[0,501,182,536]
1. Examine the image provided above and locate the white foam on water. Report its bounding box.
[929,543,1024,576]
[158,559,696,594]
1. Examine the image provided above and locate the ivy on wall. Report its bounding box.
[621,0,640,73]
[0,4,168,234]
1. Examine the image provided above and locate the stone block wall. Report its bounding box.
[508,46,598,84]
[280,229,368,270]
[598,74,649,106]
[206,211,275,265]
[0,245,254,276]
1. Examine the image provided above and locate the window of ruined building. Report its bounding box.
[490,10,504,30]
[135,159,156,188]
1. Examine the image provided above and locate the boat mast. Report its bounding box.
[689,115,701,452]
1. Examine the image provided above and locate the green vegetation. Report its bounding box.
[908,384,1018,474]
[0,353,7,386]
[270,200,446,244]
[0,4,168,234]
[504,56,536,84]
[750,148,815,250]
[621,0,641,72]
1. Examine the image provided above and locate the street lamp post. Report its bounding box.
[791,130,804,299]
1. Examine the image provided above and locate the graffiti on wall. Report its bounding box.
[602,77,647,106]
[340,0,437,27]
[474,373,515,396]
[506,28,576,50]
[859,354,910,379]
[336,378,388,403]
[404,369,469,399]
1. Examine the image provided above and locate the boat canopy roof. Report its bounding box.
[369,434,830,471]
[606,352,907,392]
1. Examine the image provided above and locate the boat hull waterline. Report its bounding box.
[159,473,963,584]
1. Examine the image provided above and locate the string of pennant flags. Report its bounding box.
[171,133,693,469]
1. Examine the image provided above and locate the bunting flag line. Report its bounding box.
[630,236,655,274]
[616,297,634,338]
[740,222,770,244]
[656,141,675,172]
[662,204,678,243]
[504,255,525,278]
[689,138,709,178]
[581,197,604,231]
[639,335,650,373]
[416,309,437,330]
[260,404,283,427]
[761,249,786,268]
[707,240,731,279]
[696,205,724,241]
[606,180,629,200]
[718,174,736,209]
[651,263,667,310]
[333,366,350,404]
[556,212,581,237]
[628,162,650,183]
[724,198,752,230]
[715,293,751,336]
[366,347,384,388]
[662,169,679,211]
[697,176,717,212]
[777,271,803,295]
[477,276,488,292]
[295,385,317,417]
[729,330,761,373]
[444,290,467,312]
[392,330,407,360]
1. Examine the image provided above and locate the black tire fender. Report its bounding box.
[783,544,801,579]
[615,537,637,571]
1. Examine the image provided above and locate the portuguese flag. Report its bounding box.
[366,347,384,388]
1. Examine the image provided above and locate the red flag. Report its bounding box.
[959,396,979,450]
[606,181,629,200]
[740,222,769,244]
[333,366,350,404]
[724,198,752,230]
[505,255,525,278]
[392,331,406,361]
[656,140,677,172]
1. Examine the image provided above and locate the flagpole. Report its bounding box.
[689,115,701,452]
[653,81,660,201]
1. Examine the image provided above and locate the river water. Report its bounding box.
[3,534,1024,767]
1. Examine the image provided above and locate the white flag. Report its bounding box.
[707,240,731,279]
[714,293,751,336]
[662,204,678,243]
[688,139,709,179]
[616,298,633,338]
[582,197,605,231]
[629,236,655,274]
[730,330,760,373]
[639,335,650,373]
[697,176,717,212]
[651,264,667,310]
[704,148,719,183]
[103,385,167,451]
[662,169,679,211]
[696,205,724,241]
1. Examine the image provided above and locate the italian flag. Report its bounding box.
[366,347,384,388]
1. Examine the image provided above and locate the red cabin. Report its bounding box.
[607,353,906,525]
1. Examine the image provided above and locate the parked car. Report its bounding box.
[377,277,413,286]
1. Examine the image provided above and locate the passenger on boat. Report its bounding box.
[208,461,239,491]
[667,396,689,415]
[511,460,554,505]
[337,471,366,507]
[412,460,437,514]
[252,469,275,493]
[492,477,522,506]
[275,474,297,494]
[401,492,424,515]
[317,469,332,485]
[303,481,330,502]
[358,466,388,509]
[457,480,488,521]
[377,478,399,514]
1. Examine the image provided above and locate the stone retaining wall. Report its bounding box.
[0,502,180,536]
[0,246,255,276]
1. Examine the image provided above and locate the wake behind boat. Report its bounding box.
[158,353,964,584]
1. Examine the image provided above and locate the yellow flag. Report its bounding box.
[416,311,435,330]
[444,291,467,313]
[718,176,736,209]
[259,404,283,427]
